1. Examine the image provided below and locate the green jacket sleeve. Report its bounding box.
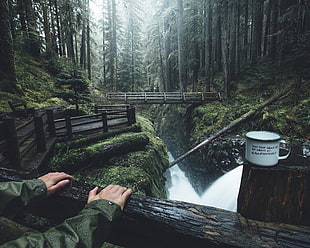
[0,179,47,219]
[1,200,122,248]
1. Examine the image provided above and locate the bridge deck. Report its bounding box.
[93,92,222,104]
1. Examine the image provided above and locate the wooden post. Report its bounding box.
[46,109,56,137]
[127,107,136,125]
[237,159,310,226]
[65,117,73,139]
[102,112,108,133]
[34,116,46,153]
[94,105,98,114]
[4,118,21,168]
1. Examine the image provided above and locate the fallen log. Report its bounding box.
[169,86,292,167]
[51,132,150,173]
[0,171,309,248]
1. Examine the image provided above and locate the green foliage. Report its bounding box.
[55,66,90,111]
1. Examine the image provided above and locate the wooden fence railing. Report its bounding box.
[55,105,136,138]
[0,105,136,169]
[92,92,221,104]
[0,110,55,169]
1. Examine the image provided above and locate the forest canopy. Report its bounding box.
[0,0,309,98]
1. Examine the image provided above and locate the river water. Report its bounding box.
[164,152,243,212]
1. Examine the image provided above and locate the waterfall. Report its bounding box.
[164,152,243,212]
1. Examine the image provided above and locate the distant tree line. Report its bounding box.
[146,0,310,94]
[0,0,92,94]
[0,0,309,95]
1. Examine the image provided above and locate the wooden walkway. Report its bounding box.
[0,105,136,170]
[93,92,222,104]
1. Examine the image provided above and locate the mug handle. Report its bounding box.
[278,140,291,160]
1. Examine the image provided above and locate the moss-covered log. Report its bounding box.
[1,172,309,248]
[50,133,150,173]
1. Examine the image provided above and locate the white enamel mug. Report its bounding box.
[245,131,291,166]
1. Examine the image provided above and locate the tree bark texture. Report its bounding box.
[238,159,310,226]
[0,0,19,94]
[0,171,309,248]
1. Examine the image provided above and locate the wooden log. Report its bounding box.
[0,171,309,248]
[53,133,150,173]
[238,159,310,226]
[169,86,292,167]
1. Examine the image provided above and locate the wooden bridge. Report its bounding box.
[93,92,222,104]
[0,105,136,170]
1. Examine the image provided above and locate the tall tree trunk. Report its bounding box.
[163,0,171,91]
[191,1,200,92]
[17,0,27,43]
[236,0,241,74]
[25,0,41,57]
[221,0,230,97]
[252,0,264,60]
[101,0,106,87]
[263,0,271,57]
[130,20,135,91]
[0,0,19,94]
[215,2,222,72]
[205,0,212,92]
[243,0,249,65]
[177,0,184,92]
[86,0,91,80]
[8,0,16,40]
[230,0,237,78]
[270,0,279,59]
[80,23,86,69]
[66,8,75,62]
[111,0,117,90]
[49,0,58,53]
[54,0,63,56]
[42,0,52,55]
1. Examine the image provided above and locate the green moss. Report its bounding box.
[49,132,149,172]
[49,115,169,198]
[74,166,151,195]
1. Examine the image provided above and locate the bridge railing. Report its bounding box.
[0,110,55,168]
[54,105,136,138]
[92,92,221,104]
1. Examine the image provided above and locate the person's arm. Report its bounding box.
[0,172,73,219]
[1,184,132,248]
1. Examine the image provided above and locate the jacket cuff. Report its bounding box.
[83,199,122,221]
[24,179,47,202]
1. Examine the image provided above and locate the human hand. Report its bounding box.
[87,185,132,210]
[38,172,74,196]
